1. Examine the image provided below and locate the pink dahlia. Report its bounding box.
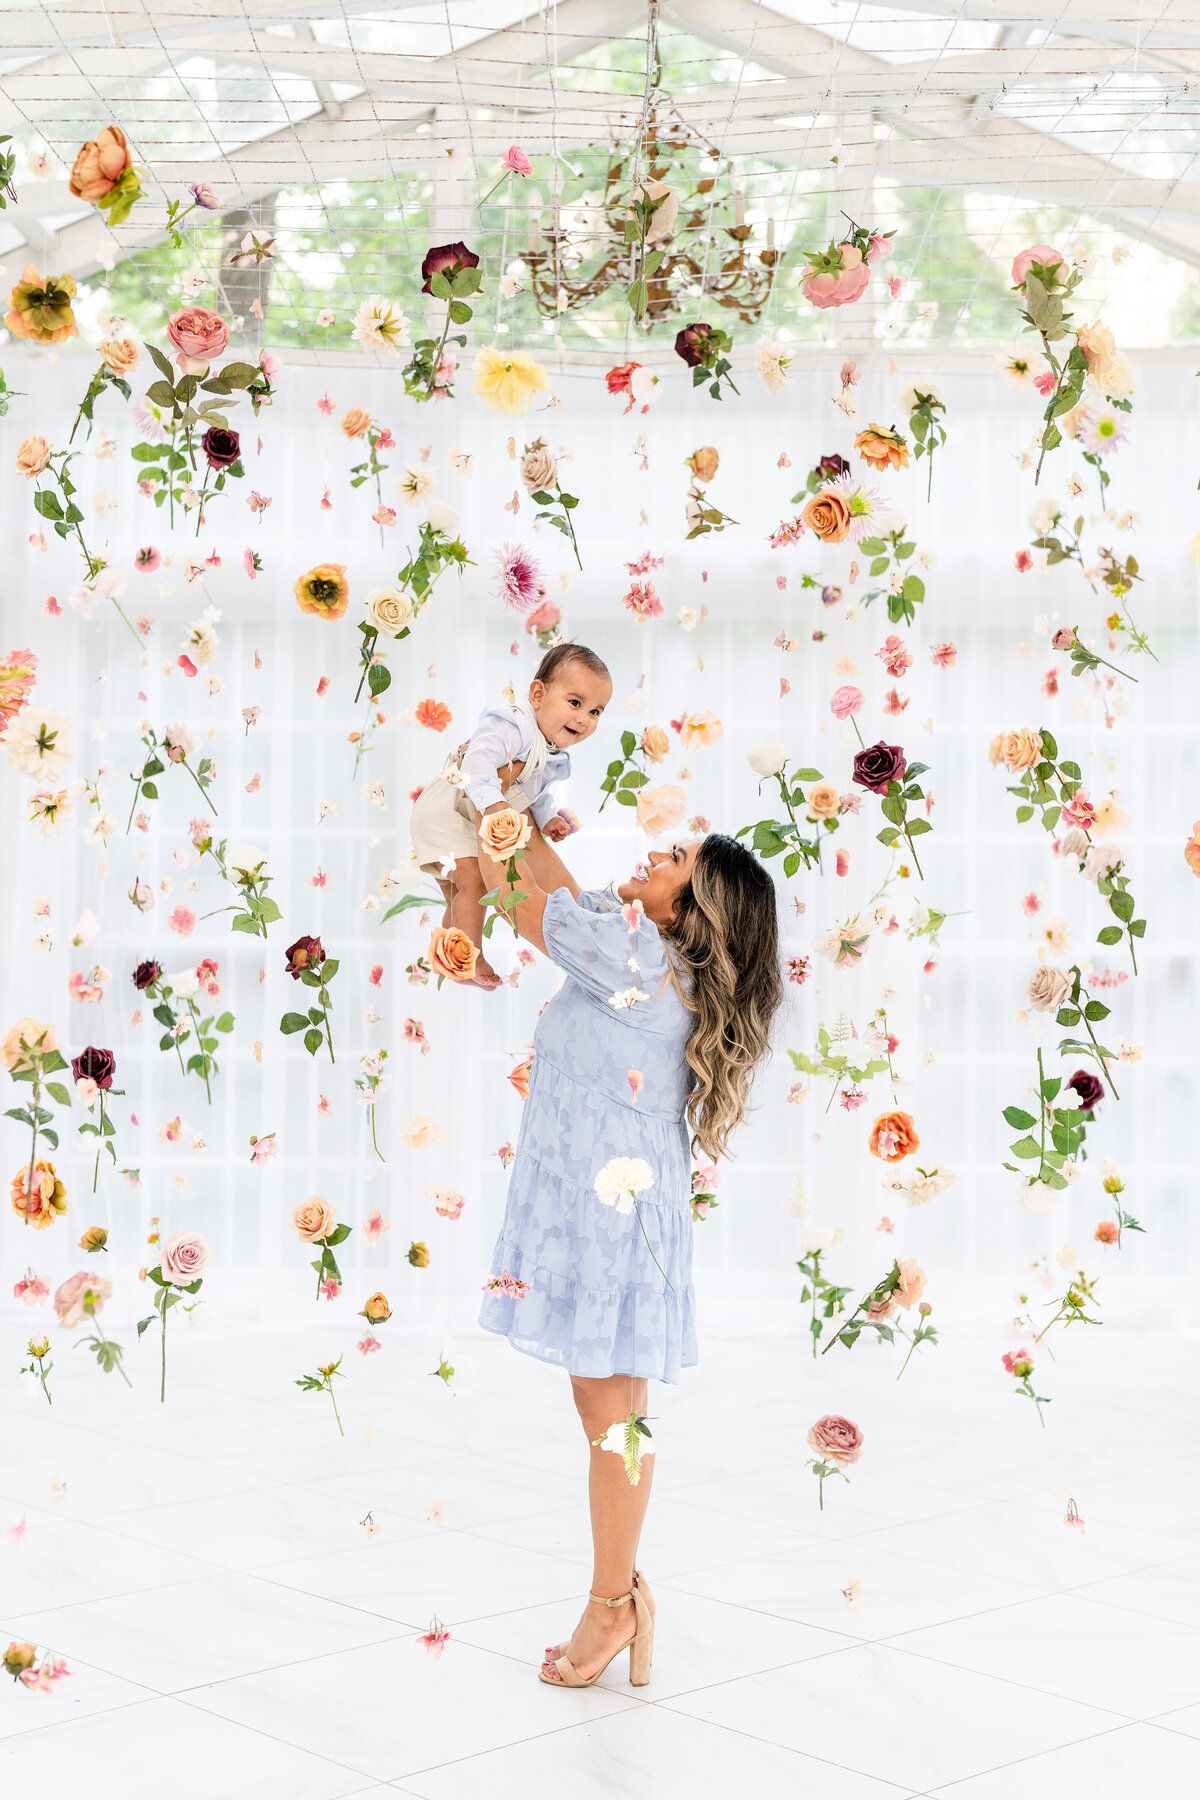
[493,543,545,614]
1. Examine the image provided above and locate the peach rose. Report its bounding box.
[429,925,478,983]
[10,1160,67,1229]
[2,1018,56,1071]
[15,436,52,481]
[99,335,140,377]
[340,406,371,439]
[806,780,840,820]
[1076,321,1117,376]
[681,710,723,751]
[1011,244,1065,289]
[69,125,132,202]
[478,807,533,861]
[801,262,870,309]
[640,725,669,763]
[166,305,229,374]
[636,783,688,838]
[53,1269,112,1327]
[802,488,852,542]
[293,1195,336,1242]
[689,445,719,484]
[854,424,909,472]
[869,1110,920,1162]
[894,1257,926,1310]
[806,1414,864,1466]
[399,1113,446,1151]
[998,728,1044,772]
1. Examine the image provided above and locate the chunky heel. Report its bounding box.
[539,1573,654,1689]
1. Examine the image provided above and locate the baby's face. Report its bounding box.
[531,667,612,748]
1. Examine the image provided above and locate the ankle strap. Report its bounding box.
[588,1588,633,1606]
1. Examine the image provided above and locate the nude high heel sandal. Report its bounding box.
[538,1573,654,1688]
[544,1567,655,1665]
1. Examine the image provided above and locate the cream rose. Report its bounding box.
[637,177,678,245]
[99,335,140,377]
[802,488,852,543]
[747,735,787,778]
[292,1196,336,1242]
[364,585,414,637]
[1,1017,56,1072]
[806,780,840,820]
[1026,965,1073,1013]
[1076,321,1117,377]
[636,783,688,838]
[689,445,720,484]
[478,806,533,860]
[16,435,52,480]
[340,406,370,439]
[519,442,557,494]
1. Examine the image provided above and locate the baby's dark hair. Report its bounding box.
[534,642,611,688]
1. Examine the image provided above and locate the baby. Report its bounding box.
[410,643,612,987]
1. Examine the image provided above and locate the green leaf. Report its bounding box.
[1109,890,1134,922]
[1003,1106,1037,1130]
[380,893,435,923]
[1084,1000,1110,1022]
[1039,729,1058,760]
[321,958,339,979]
[906,818,932,836]
[447,299,473,325]
[45,1081,71,1106]
[280,1012,309,1034]
[615,789,638,806]
[303,1028,323,1056]
[783,851,800,877]
[368,662,391,697]
[1015,805,1035,823]
[1056,1007,1080,1026]
[146,379,176,407]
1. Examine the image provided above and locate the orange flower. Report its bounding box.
[1185,822,1200,878]
[69,125,133,203]
[868,1110,920,1162]
[10,1160,67,1229]
[429,926,477,982]
[681,710,723,750]
[294,563,349,621]
[894,1257,926,1309]
[5,264,78,345]
[340,406,371,439]
[801,488,852,543]
[478,807,532,860]
[1094,1221,1119,1244]
[636,783,687,838]
[854,423,910,471]
[509,1057,532,1099]
[640,725,669,763]
[415,698,452,732]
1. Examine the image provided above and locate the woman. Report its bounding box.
[477,826,782,1689]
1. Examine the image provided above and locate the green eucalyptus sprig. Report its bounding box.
[736,755,834,878]
[905,385,947,500]
[858,527,926,626]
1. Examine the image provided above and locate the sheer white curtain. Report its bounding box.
[2,347,1195,1347]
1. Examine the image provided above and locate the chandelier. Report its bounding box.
[518,8,779,328]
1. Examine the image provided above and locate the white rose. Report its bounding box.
[364,586,414,637]
[424,500,459,537]
[128,881,155,912]
[629,364,658,406]
[797,1221,836,1255]
[747,735,787,778]
[167,968,199,998]
[1017,1179,1059,1215]
[228,845,266,882]
[898,380,940,414]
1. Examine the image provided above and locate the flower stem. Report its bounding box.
[1081,1013,1119,1100]
[23,1071,40,1225]
[159,1296,168,1403]
[354,627,379,704]
[632,1200,674,1292]
[181,756,217,815]
[370,1105,384,1164]
[902,824,925,882]
[328,1382,344,1437]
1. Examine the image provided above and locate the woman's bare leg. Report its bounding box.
[541,1372,654,1682]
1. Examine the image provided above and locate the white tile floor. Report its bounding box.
[3,1315,1200,1796]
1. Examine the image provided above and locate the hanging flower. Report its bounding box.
[69,125,143,224]
[351,295,409,355]
[0,648,38,736]
[492,542,545,613]
[5,265,78,345]
[471,345,550,416]
[854,423,910,472]
[293,563,349,621]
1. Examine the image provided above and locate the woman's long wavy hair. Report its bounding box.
[660,834,783,1163]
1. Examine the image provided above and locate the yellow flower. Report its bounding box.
[294,563,349,621]
[5,264,79,345]
[471,345,550,417]
[407,1240,430,1268]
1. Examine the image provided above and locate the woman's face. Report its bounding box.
[617,839,702,925]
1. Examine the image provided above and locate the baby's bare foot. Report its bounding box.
[471,957,503,990]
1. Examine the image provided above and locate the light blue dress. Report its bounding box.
[478,885,699,1384]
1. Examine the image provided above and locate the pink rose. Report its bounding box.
[524,599,561,636]
[1061,788,1097,830]
[801,262,870,310]
[866,233,894,264]
[502,145,532,176]
[167,306,229,374]
[53,1269,112,1326]
[806,1414,864,1466]
[160,1230,210,1286]
[830,685,863,720]
[1011,244,1064,290]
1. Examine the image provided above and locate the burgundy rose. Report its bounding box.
[420,241,479,295]
[201,425,240,470]
[133,959,161,991]
[71,1046,115,1090]
[816,453,851,481]
[1067,1068,1104,1113]
[285,935,325,978]
[674,323,713,369]
[852,741,907,795]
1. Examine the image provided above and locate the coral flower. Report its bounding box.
[472,345,550,416]
[10,1160,68,1229]
[294,563,349,621]
[509,1057,532,1099]
[0,648,38,734]
[414,698,452,732]
[868,1110,920,1162]
[854,423,910,471]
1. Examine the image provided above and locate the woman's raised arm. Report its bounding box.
[475,820,576,957]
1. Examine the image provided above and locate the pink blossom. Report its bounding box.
[623,579,663,619]
[841,1085,868,1110]
[1022,892,1042,916]
[316,392,335,415]
[830,684,863,720]
[496,1141,515,1168]
[835,848,850,876]
[786,955,810,986]
[802,259,870,309]
[883,686,909,716]
[367,963,383,988]
[770,515,805,548]
[502,145,532,176]
[628,1068,644,1102]
[930,642,957,667]
[523,598,561,636]
[887,275,904,298]
[362,1209,390,1243]
[135,545,161,572]
[840,361,860,388]
[776,576,787,590]
[13,1272,49,1305]
[402,1018,428,1054]
[169,904,196,937]
[1015,549,1033,573]
[320,1277,341,1301]
[357,1334,382,1355]
[260,349,280,379]
[1011,244,1065,289]
[20,1656,70,1693]
[177,655,198,678]
[243,547,259,579]
[483,1267,530,1299]
[1061,788,1097,830]
[376,428,395,450]
[418,1621,452,1657]
[68,971,105,1004]
[320,488,332,510]
[493,542,545,613]
[317,1094,332,1116]
[1042,667,1059,698]
[372,506,397,528]
[250,1134,277,1164]
[316,676,329,696]
[1033,370,1057,397]
[877,634,913,678]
